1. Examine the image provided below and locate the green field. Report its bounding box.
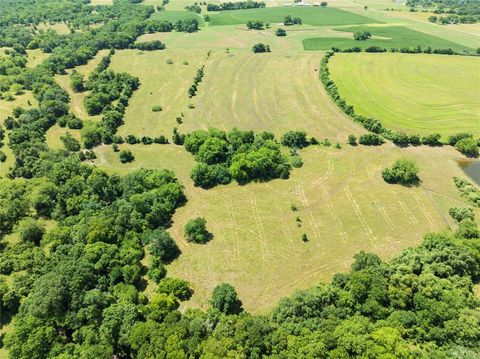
[303,25,476,52]
[150,10,204,25]
[208,7,381,26]
[329,52,480,137]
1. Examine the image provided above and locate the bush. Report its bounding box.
[348,134,357,146]
[353,31,371,41]
[60,132,81,152]
[191,163,231,188]
[455,219,479,239]
[247,20,264,30]
[421,133,442,146]
[210,283,243,314]
[448,133,472,146]
[382,159,419,186]
[291,156,303,168]
[275,28,286,36]
[0,151,6,163]
[152,105,162,112]
[359,133,384,146]
[119,150,135,163]
[184,217,211,244]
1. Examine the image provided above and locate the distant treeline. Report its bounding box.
[207,1,265,11]
[407,0,480,23]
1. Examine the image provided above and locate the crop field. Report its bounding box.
[208,7,381,26]
[303,25,476,52]
[93,141,477,312]
[329,52,480,137]
[110,49,364,141]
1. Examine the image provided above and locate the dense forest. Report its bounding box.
[0,0,479,358]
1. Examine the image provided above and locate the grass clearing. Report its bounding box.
[111,49,364,141]
[329,52,480,137]
[93,141,474,313]
[26,49,50,68]
[303,25,475,52]
[208,7,381,26]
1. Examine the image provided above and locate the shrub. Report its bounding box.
[0,151,6,162]
[152,105,162,112]
[275,28,286,36]
[348,134,357,146]
[18,218,45,245]
[60,132,81,152]
[382,159,419,186]
[166,59,173,64]
[353,31,371,41]
[421,133,442,146]
[184,217,211,244]
[291,156,303,168]
[119,150,134,163]
[247,20,264,30]
[448,133,472,146]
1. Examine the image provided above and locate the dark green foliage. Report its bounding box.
[133,40,165,51]
[119,150,134,163]
[348,134,357,146]
[455,137,479,158]
[207,1,266,11]
[252,43,271,53]
[184,217,212,244]
[359,133,384,146]
[185,4,202,13]
[283,15,302,25]
[17,218,45,245]
[382,159,419,186]
[449,207,475,222]
[151,105,162,112]
[247,20,264,30]
[0,150,6,162]
[174,18,200,32]
[275,28,286,36]
[421,133,442,146]
[191,163,231,188]
[60,132,81,152]
[70,70,84,92]
[454,177,480,207]
[157,277,192,300]
[455,219,479,239]
[188,66,204,97]
[354,30,372,40]
[210,283,243,314]
[281,131,309,148]
[144,229,180,263]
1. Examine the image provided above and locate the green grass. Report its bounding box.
[208,7,381,26]
[150,10,204,25]
[329,52,480,137]
[303,25,475,52]
[92,141,477,312]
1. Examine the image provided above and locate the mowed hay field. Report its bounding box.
[93,141,478,312]
[329,52,480,137]
[208,7,381,26]
[111,49,364,141]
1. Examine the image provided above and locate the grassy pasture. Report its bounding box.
[110,49,364,141]
[149,10,204,25]
[92,141,476,312]
[208,7,381,26]
[303,25,476,52]
[329,52,480,137]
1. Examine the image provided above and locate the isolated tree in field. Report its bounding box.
[184,217,212,244]
[320,1,328,6]
[210,283,243,314]
[252,43,270,53]
[157,277,192,301]
[119,149,135,163]
[281,131,309,148]
[247,20,264,30]
[275,28,286,36]
[382,159,419,186]
[353,31,371,41]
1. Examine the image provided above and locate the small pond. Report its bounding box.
[457,160,480,185]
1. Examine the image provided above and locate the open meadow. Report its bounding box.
[329,52,480,137]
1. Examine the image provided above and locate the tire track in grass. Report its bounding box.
[228,202,241,261]
[413,191,436,230]
[343,183,378,247]
[297,184,320,240]
[250,195,267,262]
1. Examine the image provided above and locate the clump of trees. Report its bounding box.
[448,133,478,157]
[359,133,384,146]
[275,28,286,36]
[186,128,291,188]
[280,131,309,148]
[353,30,371,41]
[185,4,202,13]
[70,70,84,92]
[454,177,480,207]
[207,1,265,11]
[210,283,243,314]
[283,15,302,25]
[119,149,135,163]
[188,66,205,97]
[133,40,166,51]
[252,43,270,53]
[184,217,212,244]
[382,158,419,186]
[247,20,264,30]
